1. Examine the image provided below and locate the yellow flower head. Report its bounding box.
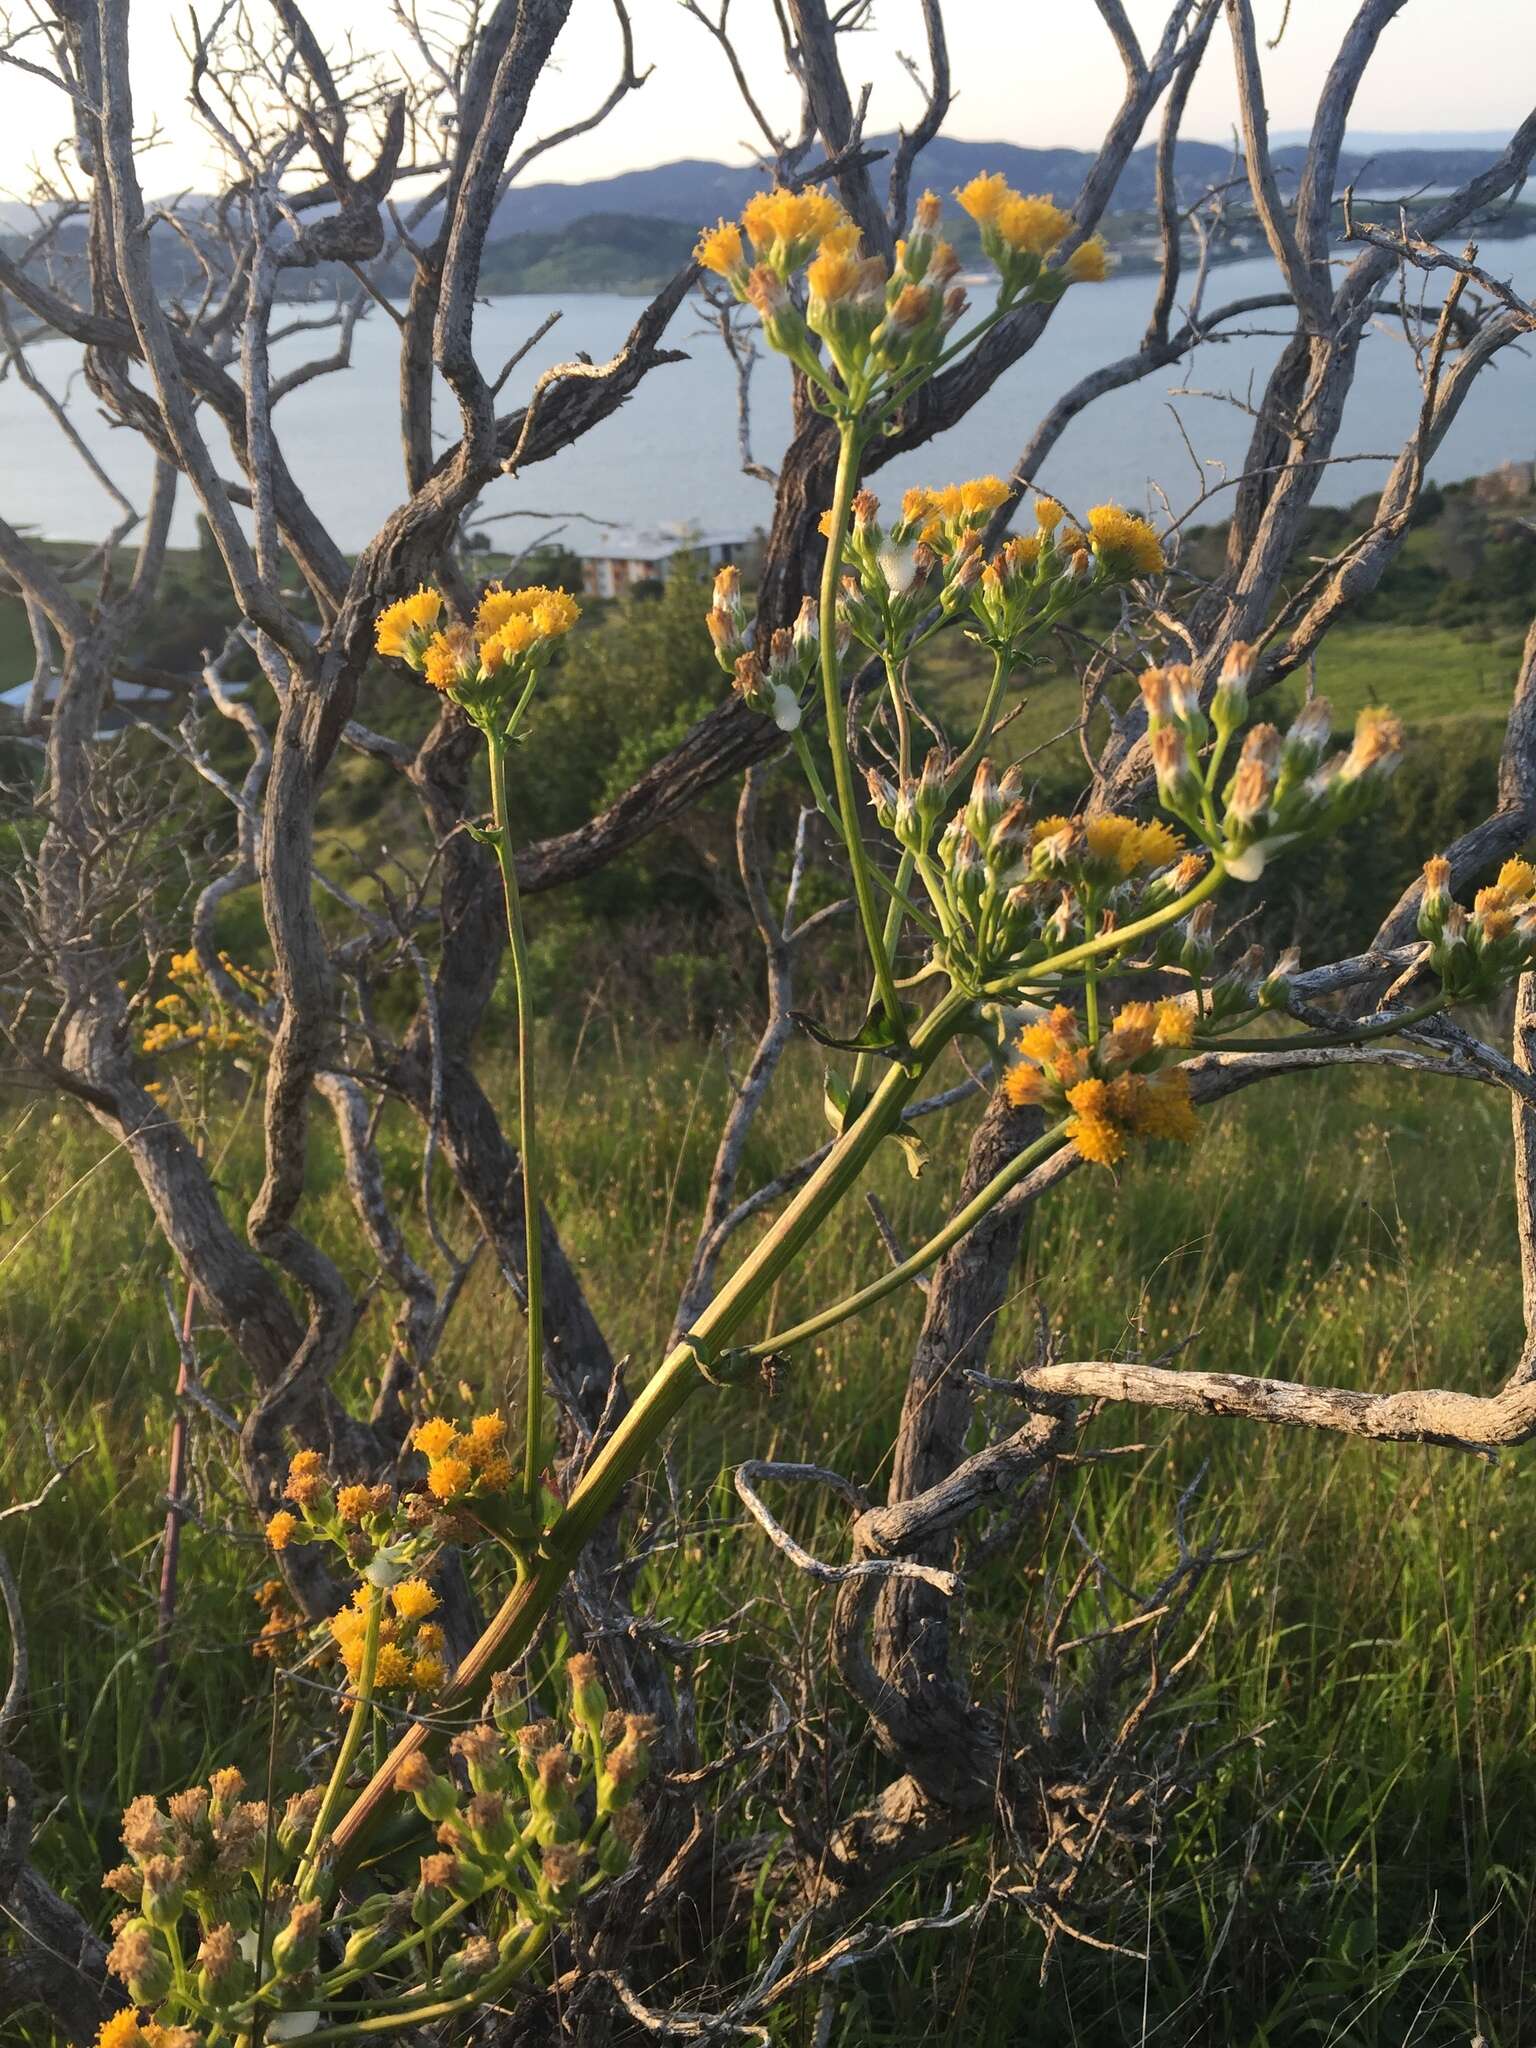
[994,193,1070,257]
[959,476,1011,517]
[427,1456,472,1502]
[954,172,1011,226]
[422,624,476,693]
[805,244,864,307]
[1153,999,1196,1049]
[265,1510,299,1552]
[1130,1067,1199,1143]
[1086,504,1166,578]
[1084,815,1141,876]
[1107,1001,1159,1060]
[335,1483,375,1524]
[1498,858,1536,900]
[694,218,745,278]
[465,1412,508,1467]
[479,614,539,671]
[97,2014,148,2048]
[1035,497,1065,532]
[1004,1063,1046,1107]
[376,586,444,661]
[1065,1086,1126,1169]
[413,1653,447,1694]
[412,1417,461,1460]
[1064,235,1111,284]
[476,1453,514,1493]
[392,1579,440,1625]
[740,185,848,272]
[416,1622,445,1655]
[1133,819,1184,870]
[476,583,580,644]
[374,1643,413,1690]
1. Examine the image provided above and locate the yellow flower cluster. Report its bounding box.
[899,475,1012,549]
[1032,812,1184,880]
[1055,504,1166,579]
[697,185,850,282]
[412,1410,513,1500]
[138,949,264,1061]
[375,585,444,659]
[330,1581,446,1694]
[1004,1001,1199,1168]
[955,173,1110,291]
[375,582,580,703]
[98,1997,208,2046]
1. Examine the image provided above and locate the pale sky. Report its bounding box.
[1,0,1532,201]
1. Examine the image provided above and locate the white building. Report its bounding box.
[578,524,748,600]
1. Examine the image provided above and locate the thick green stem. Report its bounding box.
[298,1583,382,1900]
[745,1120,1070,1356]
[486,730,545,1513]
[820,423,905,1032]
[331,986,972,1867]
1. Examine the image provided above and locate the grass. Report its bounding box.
[5,1013,1536,2044]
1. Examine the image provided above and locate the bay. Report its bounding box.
[4,240,1533,553]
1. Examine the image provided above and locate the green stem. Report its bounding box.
[331,987,973,1869]
[819,422,905,1033]
[851,847,918,1100]
[744,1120,1070,1357]
[298,1583,381,1900]
[300,1923,550,2043]
[486,729,546,1514]
[980,862,1225,996]
[945,647,1012,799]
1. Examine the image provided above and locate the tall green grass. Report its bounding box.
[3,1023,1533,2044]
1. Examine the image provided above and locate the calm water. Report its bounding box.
[5,240,1534,551]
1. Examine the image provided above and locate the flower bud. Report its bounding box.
[539,1842,586,1908]
[1339,705,1405,784]
[865,767,897,830]
[140,1854,186,1931]
[792,594,820,667]
[1259,946,1300,1008]
[440,1935,498,1995]
[1213,640,1255,731]
[1419,855,1452,939]
[1180,901,1216,978]
[108,1918,172,2007]
[914,748,949,826]
[414,1852,460,1926]
[449,1723,508,1797]
[395,1750,459,1825]
[1283,695,1332,778]
[271,1898,322,1977]
[1151,724,1200,815]
[197,1922,249,2006]
[1226,724,1281,827]
[963,757,1002,842]
[278,1788,322,1859]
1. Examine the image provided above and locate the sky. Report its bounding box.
[0,0,1532,200]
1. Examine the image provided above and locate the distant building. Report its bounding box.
[578,524,747,600]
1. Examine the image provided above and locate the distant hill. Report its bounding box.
[483,133,1509,238]
[3,136,1522,305]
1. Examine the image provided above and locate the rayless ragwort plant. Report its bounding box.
[76,169,1536,2048]
[4,2,1536,2040]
